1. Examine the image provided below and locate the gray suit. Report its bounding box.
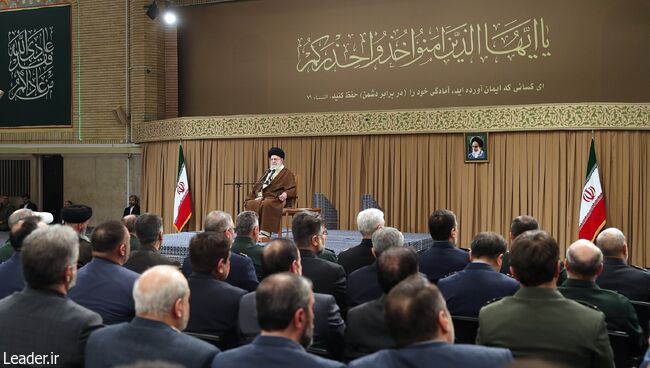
[0,287,103,368]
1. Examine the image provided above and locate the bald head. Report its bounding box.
[595,228,627,259]
[565,239,603,280]
[133,265,190,330]
[122,214,138,234]
[262,238,300,276]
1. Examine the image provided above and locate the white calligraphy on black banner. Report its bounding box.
[8,26,55,101]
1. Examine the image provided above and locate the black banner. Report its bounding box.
[0,5,71,127]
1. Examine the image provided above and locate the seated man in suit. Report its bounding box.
[123,194,141,216]
[186,231,247,348]
[0,225,103,367]
[244,147,297,239]
[69,220,140,324]
[596,227,650,302]
[21,193,37,211]
[0,216,46,299]
[500,215,567,285]
[418,209,469,283]
[477,230,614,367]
[437,232,519,317]
[61,204,94,267]
[345,246,418,360]
[559,239,643,353]
[124,213,180,274]
[338,208,384,275]
[86,265,219,368]
[293,211,347,311]
[181,210,259,291]
[347,227,404,307]
[238,238,345,359]
[214,273,344,368]
[349,275,513,368]
[231,211,265,279]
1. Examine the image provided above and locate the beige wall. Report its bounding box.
[63,153,142,226]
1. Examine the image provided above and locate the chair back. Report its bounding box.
[184,331,225,350]
[630,300,650,341]
[608,330,631,368]
[451,315,479,344]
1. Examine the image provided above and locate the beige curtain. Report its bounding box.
[142,130,650,265]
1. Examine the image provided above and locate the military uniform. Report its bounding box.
[232,236,264,279]
[478,287,614,367]
[0,240,14,262]
[0,203,15,231]
[559,278,644,354]
[318,248,338,263]
[597,257,650,303]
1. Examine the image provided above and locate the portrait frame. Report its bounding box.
[465,132,489,163]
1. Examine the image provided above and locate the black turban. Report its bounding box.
[61,204,93,223]
[268,147,285,159]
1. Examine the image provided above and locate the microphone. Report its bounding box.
[257,168,271,185]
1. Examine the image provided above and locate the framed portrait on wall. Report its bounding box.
[465,132,488,163]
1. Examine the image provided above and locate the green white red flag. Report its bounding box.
[173,145,192,231]
[578,138,606,241]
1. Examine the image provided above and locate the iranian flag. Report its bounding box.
[578,138,606,241]
[173,145,192,232]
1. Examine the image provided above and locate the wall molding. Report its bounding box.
[133,103,650,142]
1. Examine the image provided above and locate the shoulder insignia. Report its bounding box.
[630,264,650,272]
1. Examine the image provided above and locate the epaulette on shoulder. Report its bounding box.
[236,252,249,258]
[630,264,650,273]
[486,296,505,305]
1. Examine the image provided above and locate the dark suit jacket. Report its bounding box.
[123,244,180,274]
[348,340,513,368]
[78,236,93,268]
[478,287,614,367]
[344,295,396,361]
[597,257,650,302]
[437,262,519,317]
[187,272,247,348]
[238,291,345,358]
[418,240,469,283]
[122,204,140,216]
[86,317,218,368]
[231,236,264,279]
[23,201,37,211]
[0,251,24,299]
[559,278,644,353]
[69,257,140,325]
[182,252,259,292]
[347,262,382,308]
[211,335,344,368]
[300,249,347,311]
[0,287,103,368]
[338,238,375,275]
